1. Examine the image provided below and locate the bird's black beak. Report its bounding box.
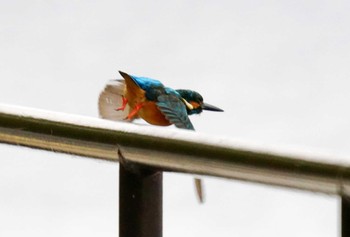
[202,103,224,112]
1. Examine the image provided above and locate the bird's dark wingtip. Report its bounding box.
[118,71,128,78]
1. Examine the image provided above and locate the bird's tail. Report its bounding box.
[98,80,137,121]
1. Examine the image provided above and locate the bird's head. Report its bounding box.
[176,89,224,115]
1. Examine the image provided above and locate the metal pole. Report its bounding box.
[119,158,163,237]
[342,196,350,237]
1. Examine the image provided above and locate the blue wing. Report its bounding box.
[156,94,194,130]
[129,74,164,91]
[119,71,163,90]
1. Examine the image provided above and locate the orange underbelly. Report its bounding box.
[139,101,171,126]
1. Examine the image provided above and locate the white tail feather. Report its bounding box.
[98,80,134,121]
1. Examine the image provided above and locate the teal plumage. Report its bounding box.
[118,71,223,130]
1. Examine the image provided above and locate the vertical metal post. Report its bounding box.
[342,196,350,237]
[119,163,163,237]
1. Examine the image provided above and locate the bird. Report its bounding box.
[98,71,223,202]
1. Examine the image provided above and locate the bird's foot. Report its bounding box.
[124,103,143,120]
[115,96,128,111]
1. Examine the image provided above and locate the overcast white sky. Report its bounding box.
[1,0,350,236]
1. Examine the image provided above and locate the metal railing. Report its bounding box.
[0,103,349,237]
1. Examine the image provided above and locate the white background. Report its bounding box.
[1,0,350,236]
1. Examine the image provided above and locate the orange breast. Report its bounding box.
[123,75,170,126]
[124,74,146,108]
[139,101,171,126]
[125,88,145,109]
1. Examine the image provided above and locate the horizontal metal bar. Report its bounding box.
[0,103,350,195]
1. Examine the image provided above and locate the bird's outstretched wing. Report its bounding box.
[156,94,195,130]
[157,94,204,202]
[98,80,138,121]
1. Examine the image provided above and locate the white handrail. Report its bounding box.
[0,103,349,195]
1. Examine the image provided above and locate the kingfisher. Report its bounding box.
[98,71,223,202]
